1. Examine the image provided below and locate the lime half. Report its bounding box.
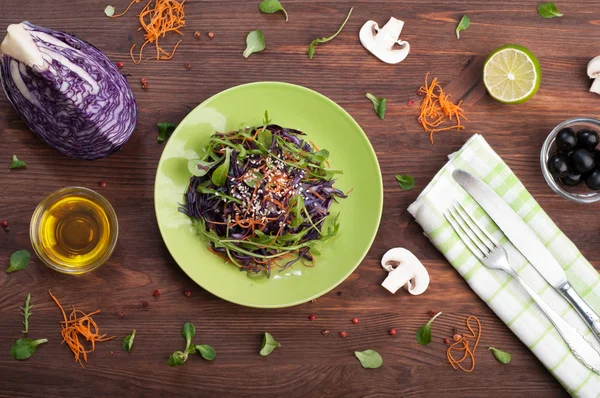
[483,44,541,104]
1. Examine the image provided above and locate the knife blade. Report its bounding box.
[452,169,600,341]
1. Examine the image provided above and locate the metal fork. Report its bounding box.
[446,203,600,374]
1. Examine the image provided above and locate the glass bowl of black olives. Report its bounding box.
[541,117,600,203]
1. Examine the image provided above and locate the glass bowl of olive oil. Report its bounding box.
[30,187,118,274]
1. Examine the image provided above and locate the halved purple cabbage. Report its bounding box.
[0,22,137,160]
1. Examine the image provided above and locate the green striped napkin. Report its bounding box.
[408,134,600,397]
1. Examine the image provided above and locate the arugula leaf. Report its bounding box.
[263,110,272,126]
[211,148,231,187]
[20,293,33,334]
[157,122,176,142]
[537,2,563,18]
[104,5,115,17]
[10,155,26,169]
[6,250,30,273]
[308,7,353,59]
[243,30,266,58]
[366,93,386,119]
[10,338,47,360]
[489,347,511,364]
[244,171,264,188]
[122,330,136,352]
[456,15,470,39]
[258,128,273,150]
[395,175,415,191]
[259,0,288,21]
[289,195,306,228]
[196,344,216,360]
[416,311,442,345]
[260,332,280,356]
[354,350,383,369]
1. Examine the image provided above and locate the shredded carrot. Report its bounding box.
[446,315,481,372]
[418,73,468,144]
[49,290,115,368]
[111,0,186,63]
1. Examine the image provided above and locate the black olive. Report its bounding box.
[555,128,577,152]
[560,169,583,186]
[577,129,599,150]
[585,170,600,190]
[570,149,596,174]
[548,153,569,178]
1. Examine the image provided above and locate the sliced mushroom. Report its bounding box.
[381,248,430,295]
[359,17,410,64]
[588,56,600,95]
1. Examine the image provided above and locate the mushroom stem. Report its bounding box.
[591,78,600,95]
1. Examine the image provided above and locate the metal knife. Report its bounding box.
[452,169,600,343]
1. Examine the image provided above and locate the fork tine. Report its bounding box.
[454,203,496,252]
[444,210,486,261]
[455,203,499,249]
[447,208,491,256]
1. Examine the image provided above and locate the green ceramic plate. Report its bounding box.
[154,82,382,308]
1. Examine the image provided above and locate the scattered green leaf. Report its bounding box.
[157,122,176,142]
[537,2,563,18]
[211,148,232,187]
[182,322,196,345]
[354,349,383,369]
[20,293,33,334]
[259,0,288,21]
[104,5,115,17]
[168,350,187,366]
[366,93,386,119]
[456,15,470,39]
[260,332,280,356]
[243,30,266,58]
[196,344,216,360]
[10,338,47,360]
[6,250,30,273]
[10,155,26,169]
[416,311,442,345]
[122,330,136,352]
[308,7,353,59]
[395,175,415,191]
[489,347,511,364]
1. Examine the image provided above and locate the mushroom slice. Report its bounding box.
[359,17,410,64]
[587,55,600,95]
[381,248,430,295]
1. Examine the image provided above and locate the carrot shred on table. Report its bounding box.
[418,73,468,144]
[110,0,186,63]
[446,315,481,372]
[49,290,115,368]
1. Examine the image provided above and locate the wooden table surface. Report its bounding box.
[1,0,598,396]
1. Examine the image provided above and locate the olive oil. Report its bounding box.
[36,192,114,271]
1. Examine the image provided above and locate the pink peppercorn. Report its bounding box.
[389,328,397,336]
[352,318,359,324]
[153,289,160,297]
[308,314,316,321]
[184,289,191,297]
[117,62,124,69]
[339,331,347,338]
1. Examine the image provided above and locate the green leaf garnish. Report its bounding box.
[104,5,115,17]
[489,347,511,364]
[308,7,353,59]
[6,250,30,273]
[354,349,383,369]
[10,155,26,169]
[243,30,266,58]
[211,148,231,187]
[456,15,470,39]
[416,311,442,345]
[537,2,563,18]
[157,122,176,142]
[395,175,415,191]
[259,0,288,21]
[122,330,136,352]
[260,332,280,356]
[366,93,386,119]
[10,338,47,360]
[196,344,216,360]
[20,293,33,334]
[168,351,187,366]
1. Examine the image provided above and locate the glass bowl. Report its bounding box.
[30,187,118,274]
[541,117,600,203]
